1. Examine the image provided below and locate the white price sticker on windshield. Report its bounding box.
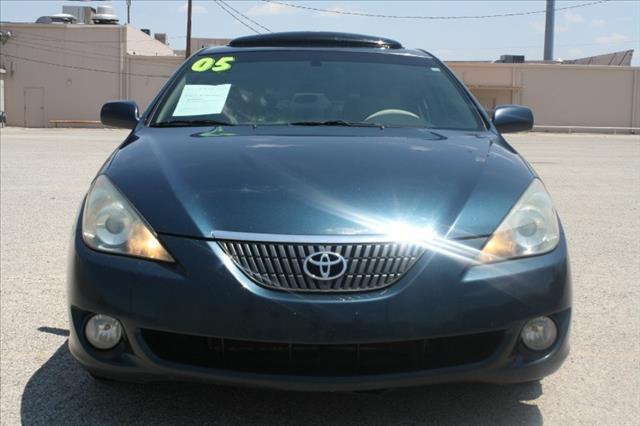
[173,84,231,116]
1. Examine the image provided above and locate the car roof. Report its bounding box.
[229,31,403,48]
[199,31,432,58]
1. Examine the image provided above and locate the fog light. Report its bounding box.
[85,314,122,350]
[521,316,557,351]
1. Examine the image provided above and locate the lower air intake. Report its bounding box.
[142,330,505,376]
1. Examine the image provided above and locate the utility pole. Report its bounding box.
[543,0,555,61]
[126,0,131,25]
[185,0,193,59]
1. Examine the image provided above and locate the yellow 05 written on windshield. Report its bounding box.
[191,57,235,73]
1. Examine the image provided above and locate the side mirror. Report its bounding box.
[492,105,533,134]
[100,100,140,129]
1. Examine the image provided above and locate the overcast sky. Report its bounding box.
[2,1,638,64]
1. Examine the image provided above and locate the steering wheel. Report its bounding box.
[364,109,423,126]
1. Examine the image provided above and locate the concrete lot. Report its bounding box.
[1,128,639,425]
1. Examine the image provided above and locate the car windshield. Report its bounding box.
[151,50,485,130]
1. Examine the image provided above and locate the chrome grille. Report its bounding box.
[217,240,425,292]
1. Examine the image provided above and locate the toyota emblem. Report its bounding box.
[303,251,348,281]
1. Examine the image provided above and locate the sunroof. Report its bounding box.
[229,32,403,49]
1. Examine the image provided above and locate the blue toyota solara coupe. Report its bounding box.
[68,32,571,391]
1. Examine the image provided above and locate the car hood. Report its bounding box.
[105,126,534,239]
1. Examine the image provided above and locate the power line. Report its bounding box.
[10,38,180,63]
[11,33,636,61]
[219,0,271,32]
[9,30,185,46]
[0,52,172,78]
[213,0,260,34]
[263,0,609,20]
[10,32,635,65]
[11,38,136,61]
[11,32,124,53]
[7,29,634,60]
[431,39,639,52]
[2,42,634,80]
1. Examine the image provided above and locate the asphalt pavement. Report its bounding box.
[1,128,639,425]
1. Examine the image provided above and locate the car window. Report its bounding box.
[152,50,484,130]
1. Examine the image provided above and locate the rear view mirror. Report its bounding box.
[100,101,140,129]
[492,105,533,134]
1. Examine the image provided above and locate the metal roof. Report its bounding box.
[562,50,634,66]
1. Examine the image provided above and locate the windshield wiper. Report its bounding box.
[152,119,235,127]
[289,120,383,128]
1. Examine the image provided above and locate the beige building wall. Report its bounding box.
[449,62,640,129]
[125,26,175,56]
[1,23,638,130]
[190,37,231,52]
[0,23,175,127]
[1,23,123,126]
[126,55,183,112]
[519,65,638,128]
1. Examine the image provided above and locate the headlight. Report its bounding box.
[481,179,559,262]
[82,175,174,262]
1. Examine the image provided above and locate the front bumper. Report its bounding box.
[68,219,572,391]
